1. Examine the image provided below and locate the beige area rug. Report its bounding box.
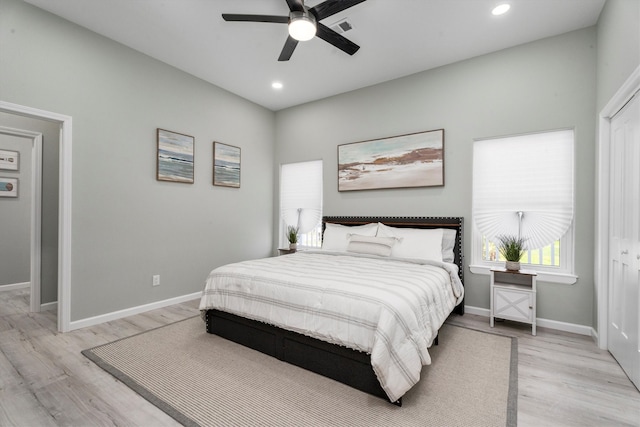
[83,317,517,427]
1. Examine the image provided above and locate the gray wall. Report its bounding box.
[0,133,31,286]
[596,0,640,110]
[0,114,60,304]
[0,0,276,321]
[275,27,598,327]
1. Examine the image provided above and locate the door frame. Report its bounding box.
[595,65,640,349]
[0,101,72,332]
[0,126,42,313]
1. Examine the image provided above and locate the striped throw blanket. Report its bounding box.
[199,251,464,402]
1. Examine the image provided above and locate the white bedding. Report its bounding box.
[199,250,464,402]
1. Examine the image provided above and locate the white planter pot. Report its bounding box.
[505,261,520,271]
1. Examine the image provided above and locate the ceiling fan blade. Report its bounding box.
[285,0,304,13]
[222,14,288,24]
[309,0,367,21]
[278,36,299,61]
[315,23,360,55]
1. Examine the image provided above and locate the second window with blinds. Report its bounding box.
[470,129,577,284]
[279,160,323,249]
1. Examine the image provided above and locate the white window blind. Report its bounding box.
[472,129,574,250]
[280,160,323,236]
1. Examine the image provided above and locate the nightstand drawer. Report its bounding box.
[493,287,534,323]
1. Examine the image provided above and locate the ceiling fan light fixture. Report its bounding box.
[288,11,316,41]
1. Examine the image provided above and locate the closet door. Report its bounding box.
[608,92,640,390]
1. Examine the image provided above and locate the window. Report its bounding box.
[481,237,560,267]
[470,129,576,284]
[279,160,323,249]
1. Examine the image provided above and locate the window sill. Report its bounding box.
[469,264,578,285]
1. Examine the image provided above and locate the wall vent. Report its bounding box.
[330,18,353,34]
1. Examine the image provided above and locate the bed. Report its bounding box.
[200,216,464,405]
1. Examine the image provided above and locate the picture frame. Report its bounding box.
[338,129,444,191]
[213,142,241,188]
[0,177,18,198]
[0,149,19,171]
[156,128,194,183]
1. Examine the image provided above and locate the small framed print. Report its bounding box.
[213,142,241,188]
[156,128,195,183]
[0,150,19,171]
[0,177,18,197]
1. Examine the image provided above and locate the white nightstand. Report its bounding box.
[490,267,537,335]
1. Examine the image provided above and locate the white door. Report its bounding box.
[608,91,640,390]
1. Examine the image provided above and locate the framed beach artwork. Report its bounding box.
[0,177,18,198]
[0,149,19,171]
[337,129,444,192]
[213,142,241,188]
[156,128,194,183]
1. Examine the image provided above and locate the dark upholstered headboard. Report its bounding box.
[322,216,464,284]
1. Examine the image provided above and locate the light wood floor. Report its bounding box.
[1,289,639,426]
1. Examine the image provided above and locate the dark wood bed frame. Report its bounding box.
[205,216,464,405]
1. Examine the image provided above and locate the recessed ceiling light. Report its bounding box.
[491,3,511,16]
[272,82,283,89]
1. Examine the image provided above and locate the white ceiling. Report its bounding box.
[23,0,606,111]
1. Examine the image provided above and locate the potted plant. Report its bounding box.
[496,235,526,271]
[287,225,299,250]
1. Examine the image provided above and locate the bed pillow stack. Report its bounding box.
[321,221,457,263]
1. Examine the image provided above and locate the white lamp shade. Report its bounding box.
[289,16,316,41]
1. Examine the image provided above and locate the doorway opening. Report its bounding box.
[0,101,72,332]
[0,126,42,313]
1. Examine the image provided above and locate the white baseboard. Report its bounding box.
[69,291,202,331]
[41,301,57,312]
[536,317,593,336]
[464,305,490,317]
[0,282,30,291]
[464,305,593,336]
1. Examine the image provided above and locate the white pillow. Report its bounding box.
[322,222,378,252]
[441,228,457,263]
[376,223,443,262]
[347,234,396,257]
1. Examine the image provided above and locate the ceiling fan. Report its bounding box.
[222,0,367,61]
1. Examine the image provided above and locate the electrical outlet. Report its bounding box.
[152,275,160,286]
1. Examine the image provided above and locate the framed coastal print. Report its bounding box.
[0,177,18,197]
[0,150,19,171]
[156,128,194,183]
[213,142,240,188]
[337,129,444,191]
